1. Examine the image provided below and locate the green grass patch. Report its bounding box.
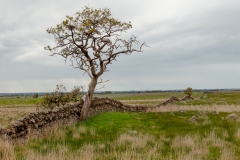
[0,96,43,106]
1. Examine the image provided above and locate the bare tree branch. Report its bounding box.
[94,85,106,91]
[97,79,109,84]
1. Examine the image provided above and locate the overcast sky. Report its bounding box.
[1,0,240,93]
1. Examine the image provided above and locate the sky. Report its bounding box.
[1,0,240,93]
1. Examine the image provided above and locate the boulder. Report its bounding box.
[212,111,219,115]
[179,110,185,113]
[227,113,238,120]
[189,116,199,123]
[12,121,24,127]
[30,118,36,124]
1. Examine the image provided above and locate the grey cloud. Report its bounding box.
[1,0,240,92]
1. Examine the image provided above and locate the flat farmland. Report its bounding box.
[1,91,240,127]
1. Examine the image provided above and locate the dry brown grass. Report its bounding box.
[24,146,90,160]
[169,131,237,160]
[0,106,36,127]
[0,139,16,160]
[236,128,240,139]
[49,124,66,139]
[117,133,155,149]
[103,132,163,159]
[72,125,87,139]
[1,129,239,160]
[150,104,240,113]
[120,99,165,106]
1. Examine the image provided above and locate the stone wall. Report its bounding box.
[88,97,147,117]
[0,101,82,143]
[0,98,148,143]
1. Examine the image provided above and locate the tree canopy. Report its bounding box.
[45,6,146,79]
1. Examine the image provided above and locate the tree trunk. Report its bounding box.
[80,77,97,121]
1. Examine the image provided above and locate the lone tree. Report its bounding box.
[184,87,193,97]
[45,7,146,121]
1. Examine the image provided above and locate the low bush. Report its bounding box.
[32,93,38,98]
[41,84,84,109]
[184,87,193,97]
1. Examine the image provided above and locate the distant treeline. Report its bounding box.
[0,92,50,97]
[1,89,240,97]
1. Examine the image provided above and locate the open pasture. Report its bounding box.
[1,91,240,107]
[5,111,240,160]
[96,91,240,106]
[0,91,240,128]
[0,96,43,106]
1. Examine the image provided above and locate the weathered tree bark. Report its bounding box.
[80,77,98,121]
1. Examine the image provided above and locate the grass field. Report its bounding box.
[0,96,43,106]
[96,91,240,106]
[3,111,240,160]
[0,91,240,159]
[1,91,240,106]
[0,91,239,128]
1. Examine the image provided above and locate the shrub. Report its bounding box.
[41,84,84,110]
[184,87,193,97]
[33,93,38,98]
